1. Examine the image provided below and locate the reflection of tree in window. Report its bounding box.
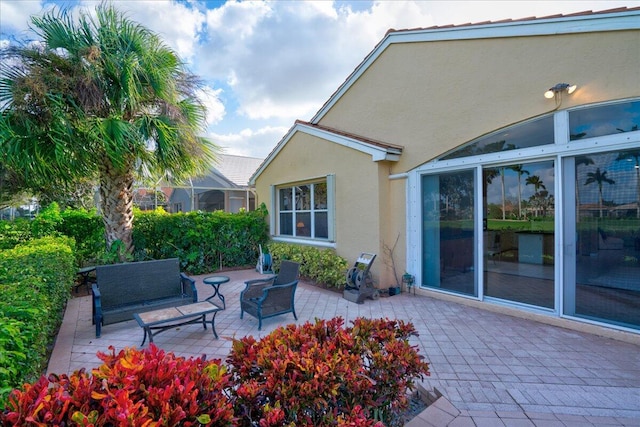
[615,150,640,218]
[526,175,551,217]
[510,164,529,219]
[585,167,615,218]
[575,156,594,221]
[314,183,327,209]
[295,186,311,210]
[440,174,473,219]
[484,167,508,220]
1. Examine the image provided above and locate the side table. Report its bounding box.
[203,275,230,309]
[75,266,96,294]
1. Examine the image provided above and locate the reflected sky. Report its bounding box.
[570,100,640,140]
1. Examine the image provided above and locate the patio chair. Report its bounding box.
[240,260,299,330]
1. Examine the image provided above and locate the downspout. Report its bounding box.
[389,172,408,180]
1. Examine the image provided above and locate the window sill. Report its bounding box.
[272,236,336,248]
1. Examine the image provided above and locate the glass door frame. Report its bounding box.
[410,156,562,315]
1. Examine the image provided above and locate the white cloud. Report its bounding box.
[210,125,290,158]
[0,1,48,36]
[197,85,226,126]
[196,0,435,123]
[4,0,638,160]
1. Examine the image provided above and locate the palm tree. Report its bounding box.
[585,168,615,218]
[0,5,217,258]
[615,150,640,218]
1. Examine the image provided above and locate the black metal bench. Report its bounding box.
[92,258,197,337]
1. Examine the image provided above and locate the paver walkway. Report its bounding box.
[48,269,640,426]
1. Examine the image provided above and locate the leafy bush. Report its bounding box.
[133,205,269,274]
[0,237,76,404]
[0,203,104,265]
[0,203,270,273]
[57,207,105,265]
[227,317,430,426]
[0,218,32,249]
[269,243,349,288]
[3,318,429,426]
[1,345,235,426]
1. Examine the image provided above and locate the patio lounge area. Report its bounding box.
[49,269,640,426]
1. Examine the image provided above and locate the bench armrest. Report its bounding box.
[180,273,198,302]
[92,283,103,337]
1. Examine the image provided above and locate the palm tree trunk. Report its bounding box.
[99,157,135,260]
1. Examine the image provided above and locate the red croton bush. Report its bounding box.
[1,346,235,426]
[2,317,429,426]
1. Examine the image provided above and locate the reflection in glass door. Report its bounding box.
[564,150,640,330]
[483,161,555,309]
[422,170,476,296]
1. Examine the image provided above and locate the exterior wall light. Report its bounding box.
[544,83,577,99]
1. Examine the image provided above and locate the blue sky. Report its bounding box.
[2,0,639,159]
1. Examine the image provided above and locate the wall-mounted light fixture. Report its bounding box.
[544,83,577,99]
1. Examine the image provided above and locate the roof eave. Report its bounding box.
[249,122,402,185]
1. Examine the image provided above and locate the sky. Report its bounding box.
[1,0,639,160]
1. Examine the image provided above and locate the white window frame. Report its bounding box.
[271,175,335,247]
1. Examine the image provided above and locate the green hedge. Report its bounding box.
[0,204,270,274]
[0,237,76,404]
[133,206,270,274]
[0,203,104,266]
[0,218,32,250]
[269,242,349,288]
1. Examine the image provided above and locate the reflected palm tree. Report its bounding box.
[585,168,615,218]
[525,175,546,217]
[615,150,640,218]
[575,156,594,222]
[510,164,529,218]
[484,167,506,220]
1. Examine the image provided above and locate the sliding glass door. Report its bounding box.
[483,160,555,309]
[564,150,640,329]
[422,170,476,296]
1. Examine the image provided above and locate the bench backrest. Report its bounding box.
[96,258,183,308]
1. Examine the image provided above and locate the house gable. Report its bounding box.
[311,7,640,124]
[250,120,402,185]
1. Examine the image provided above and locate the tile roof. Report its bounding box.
[385,6,640,35]
[214,154,264,187]
[295,120,403,153]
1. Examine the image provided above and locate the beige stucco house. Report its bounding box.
[250,8,640,333]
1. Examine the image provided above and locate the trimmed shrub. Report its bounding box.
[0,237,76,404]
[0,218,32,250]
[133,206,270,274]
[269,242,349,288]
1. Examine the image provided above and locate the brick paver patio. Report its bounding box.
[48,269,640,426]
